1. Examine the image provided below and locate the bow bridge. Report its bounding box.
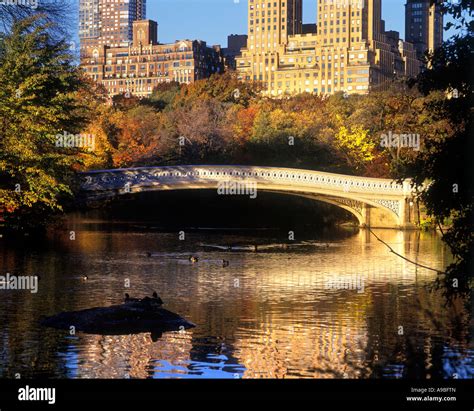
[80,165,419,229]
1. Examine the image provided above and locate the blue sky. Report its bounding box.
[147,0,435,46]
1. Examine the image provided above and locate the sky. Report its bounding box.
[148,0,423,46]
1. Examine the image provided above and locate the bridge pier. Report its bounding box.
[360,203,370,227]
[399,198,418,230]
[360,200,418,230]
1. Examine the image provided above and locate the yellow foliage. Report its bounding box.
[334,125,377,168]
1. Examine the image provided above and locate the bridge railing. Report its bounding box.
[80,165,411,196]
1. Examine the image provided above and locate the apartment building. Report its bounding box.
[81,20,224,97]
[79,0,147,54]
[236,0,426,96]
[405,0,443,58]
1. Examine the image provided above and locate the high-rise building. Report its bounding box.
[79,0,146,54]
[239,0,303,84]
[405,0,443,58]
[237,0,422,96]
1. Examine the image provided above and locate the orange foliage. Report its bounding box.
[233,105,259,144]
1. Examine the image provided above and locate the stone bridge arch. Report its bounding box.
[79,165,418,229]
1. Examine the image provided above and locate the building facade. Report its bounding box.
[81,20,224,97]
[79,0,147,54]
[223,34,248,69]
[405,0,443,59]
[236,0,426,96]
[238,0,303,86]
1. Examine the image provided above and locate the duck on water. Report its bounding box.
[125,291,163,306]
[189,256,229,267]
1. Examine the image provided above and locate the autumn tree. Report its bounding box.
[173,71,260,109]
[0,17,88,230]
[402,1,473,296]
[0,1,76,47]
[334,125,377,171]
[111,106,162,168]
[168,99,235,164]
[148,81,182,111]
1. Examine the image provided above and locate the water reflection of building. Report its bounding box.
[203,230,451,378]
[65,228,453,379]
[234,318,369,378]
[68,332,194,378]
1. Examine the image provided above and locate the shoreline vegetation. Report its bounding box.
[0,1,472,295]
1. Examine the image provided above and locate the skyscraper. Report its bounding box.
[237,0,420,96]
[405,0,443,58]
[247,0,302,54]
[239,0,303,85]
[79,0,146,54]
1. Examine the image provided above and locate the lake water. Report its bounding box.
[0,216,472,379]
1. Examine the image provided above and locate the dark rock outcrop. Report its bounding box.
[41,300,195,336]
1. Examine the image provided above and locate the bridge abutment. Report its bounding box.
[359,200,418,230]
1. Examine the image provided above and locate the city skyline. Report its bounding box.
[79,0,442,98]
[72,0,455,52]
[147,0,443,46]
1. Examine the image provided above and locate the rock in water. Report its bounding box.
[41,301,195,336]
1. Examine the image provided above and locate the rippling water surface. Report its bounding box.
[0,217,472,379]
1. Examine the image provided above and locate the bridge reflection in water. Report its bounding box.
[80,166,420,229]
[1,224,469,379]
